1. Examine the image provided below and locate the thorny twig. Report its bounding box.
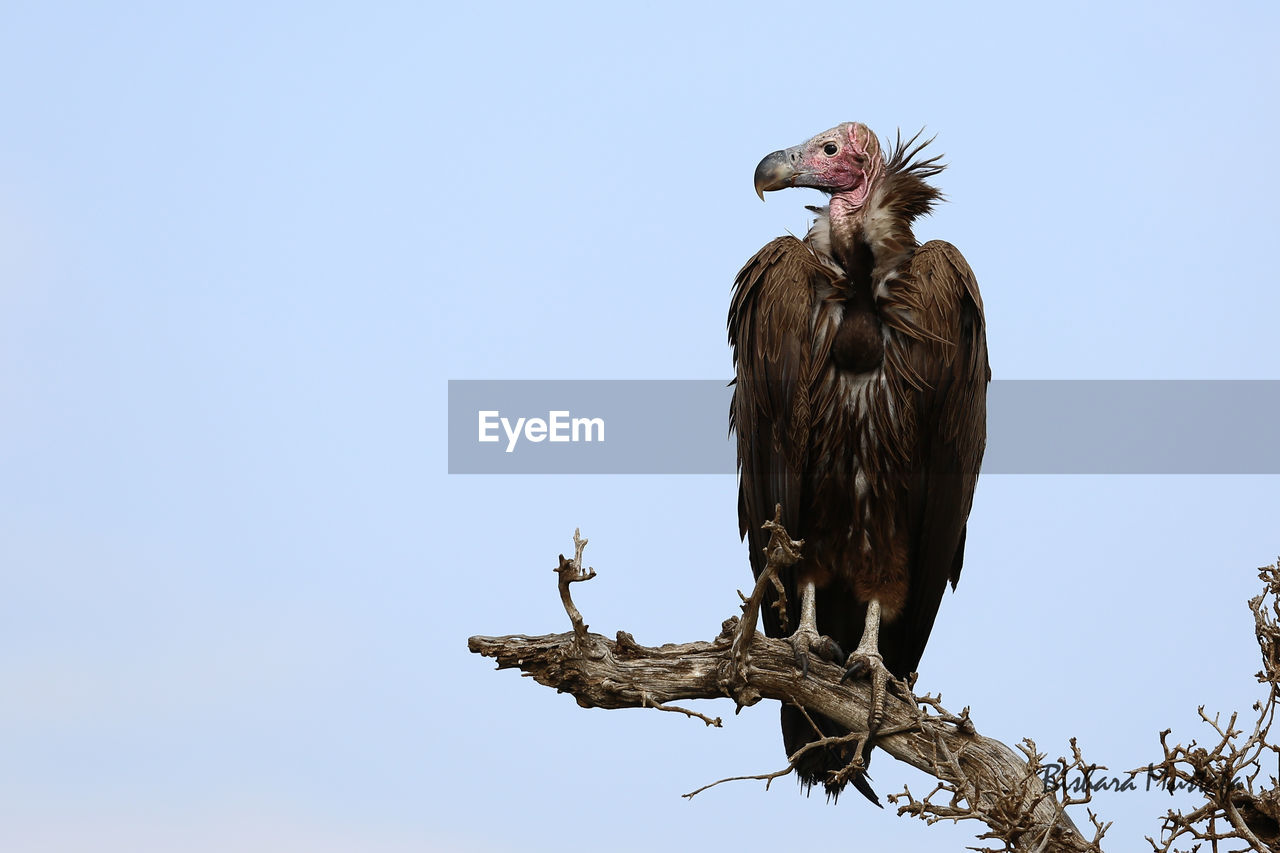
[885,726,1108,853]
[1124,559,1280,852]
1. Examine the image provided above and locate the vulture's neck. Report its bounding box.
[830,187,916,286]
[807,172,940,287]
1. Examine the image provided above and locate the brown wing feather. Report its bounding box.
[877,240,989,677]
[728,236,838,637]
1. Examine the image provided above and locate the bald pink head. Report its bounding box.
[753,122,886,209]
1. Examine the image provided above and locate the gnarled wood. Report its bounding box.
[468,623,1101,852]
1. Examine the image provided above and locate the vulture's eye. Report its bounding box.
[823,142,838,156]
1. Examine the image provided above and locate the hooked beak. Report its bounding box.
[753,147,802,200]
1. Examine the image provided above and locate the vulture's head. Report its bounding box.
[754,122,885,209]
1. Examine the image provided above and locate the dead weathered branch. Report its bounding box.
[474,519,1280,853]
[886,736,1109,853]
[469,527,1101,852]
[723,503,800,709]
[553,527,595,642]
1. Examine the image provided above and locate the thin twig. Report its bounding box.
[642,693,722,728]
[682,729,867,798]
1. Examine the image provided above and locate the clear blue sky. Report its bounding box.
[1,2,1278,851]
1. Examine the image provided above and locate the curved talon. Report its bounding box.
[842,650,890,731]
[841,649,883,682]
[789,629,843,678]
[791,634,811,677]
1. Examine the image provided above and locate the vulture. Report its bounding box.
[728,122,989,802]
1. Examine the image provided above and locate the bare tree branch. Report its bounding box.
[469,526,1104,853]
[475,524,1280,853]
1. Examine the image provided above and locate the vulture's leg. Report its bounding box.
[842,599,891,730]
[788,580,843,677]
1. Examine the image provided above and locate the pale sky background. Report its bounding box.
[2,2,1278,851]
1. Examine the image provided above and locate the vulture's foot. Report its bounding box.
[841,650,890,731]
[788,628,843,678]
